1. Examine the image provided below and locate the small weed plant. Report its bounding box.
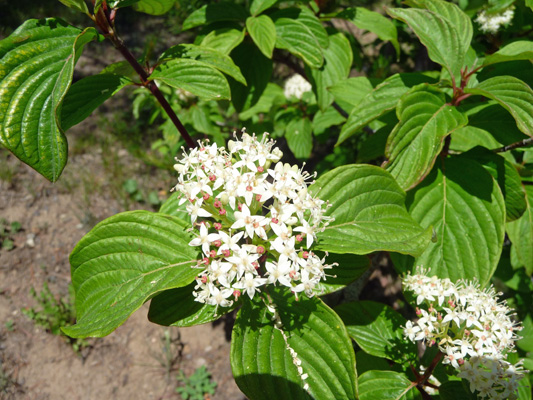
[176,365,217,400]
[0,219,21,251]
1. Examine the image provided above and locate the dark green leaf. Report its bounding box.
[148,282,236,327]
[310,164,432,256]
[238,82,284,121]
[393,156,505,286]
[285,118,312,160]
[465,76,533,138]
[271,7,328,49]
[313,253,370,296]
[61,73,132,131]
[63,211,199,338]
[0,19,97,181]
[507,186,533,275]
[328,77,376,111]
[250,0,277,16]
[336,301,417,364]
[231,290,357,400]
[182,3,248,30]
[246,15,276,59]
[461,147,527,221]
[133,0,175,15]
[337,8,399,56]
[150,58,231,101]
[274,18,323,68]
[307,31,352,112]
[384,85,467,190]
[158,43,246,85]
[337,73,437,146]
[58,0,89,13]
[312,107,346,135]
[358,370,416,400]
[438,381,477,400]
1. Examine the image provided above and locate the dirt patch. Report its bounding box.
[0,123,243,399]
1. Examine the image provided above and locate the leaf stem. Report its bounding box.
[93,2,196,149]
[492,137,533,153]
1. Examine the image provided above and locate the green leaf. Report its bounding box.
[358,370,416,400]
[159,193,189,220]
[239,82,284,121]
[285,118,312,160]
[228,42,272,112]
[438,381,476,400]
[328,77,376,111]
[148,283,235,327]
[307,31,352,112]
[336,301,417,364]
[384,85,467,190]
[310,164,432,256]
[107,0,140,8]
[0,19,97,182]
[231,290,357,400]
[200,27,245,55]
[337,73,437,146]
[246,15,276,59]
[63,211,199,338]
[274,18,323,69]
[158,43,246,85]
[61,73,132,131]
[461,147,527,222]
[250,0,277,16]
[507,186,533,275]
[313,253,370,296]
[133,0,175,15]
[312,107,346,136]
[483,41,533,66]
[271,8,329,49]
[150,58,230,101]
[465,76,533,138]
[58,0,89,13]
[337,8,399,56]
[388,1,471,79]
[393,156,505,286]
[182,3,248,30]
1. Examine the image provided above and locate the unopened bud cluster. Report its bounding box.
[403,268,526,399]
[173,130,333,309]
[284,74,312,100]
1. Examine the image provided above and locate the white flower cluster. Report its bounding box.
[476,8,514,34]
[284,74,312,100]
[172,130,333,309]
[403,269,526,400]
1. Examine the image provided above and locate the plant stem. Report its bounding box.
[493,137,533,153]
[93,3,196,149]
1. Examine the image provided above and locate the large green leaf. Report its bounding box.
[465,76,533,137]
[461,147,527,222]
[358,370,417,400]
[336,301,417,364]
[384,85,467,190]
[182,2,248,30]
[231,290,357,400]
[507,186,533,275]
[239,82,284,121]
[246,15,276,59]
[310,164,432,256]
[313,253,370,296]
[274,18,323,69]
[148,282,236,327]
[63,211,199,338]
[483,41,533,66]
[58,0,89,13]
[158,43,246,85]
[307,32,352,112]
[328,77,376,111]
[337,8,399,56]
[61,73,132,131]
[388,2,471,79]
[159,192,189,220]
[200,27,245,55]
[150,58,230,101]
[0,19,97,182]
[285,118,312,160]
[393,156,505,286]
[250,0,277,16]
[133,0,175,15]
[337,73,436,146]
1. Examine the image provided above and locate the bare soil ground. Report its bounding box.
[0,120,243,399]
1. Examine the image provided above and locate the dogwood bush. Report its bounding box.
[1,0,532,398]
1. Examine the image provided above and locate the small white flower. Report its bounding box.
[284,74,312,100]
